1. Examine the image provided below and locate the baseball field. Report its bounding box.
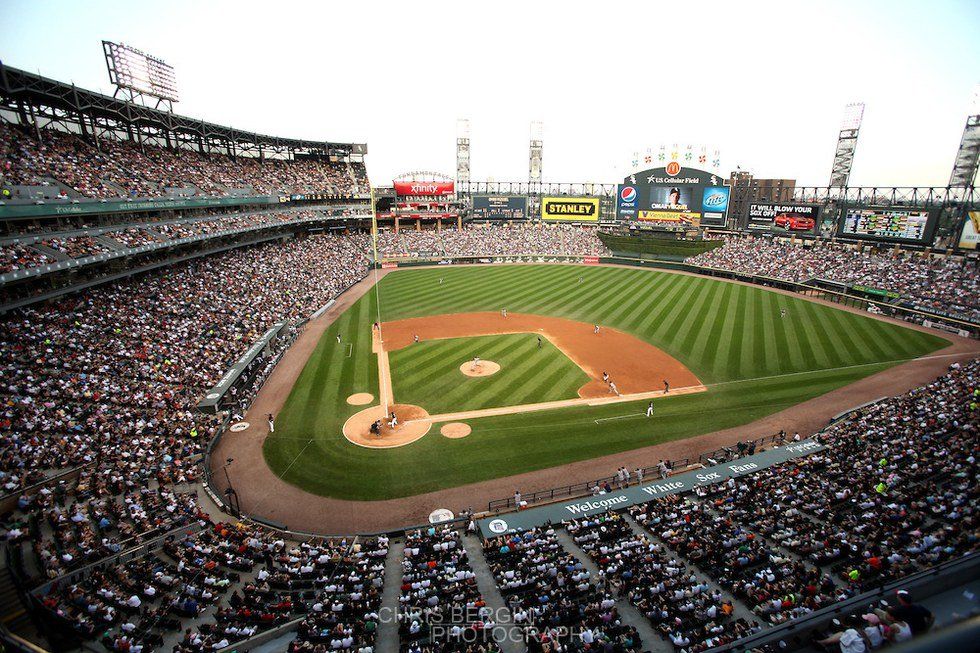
[263,264,948,500]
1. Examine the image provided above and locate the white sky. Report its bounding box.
[3,0,978,187]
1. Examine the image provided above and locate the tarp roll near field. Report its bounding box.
[478,438,825,537]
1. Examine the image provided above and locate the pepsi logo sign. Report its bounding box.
[665,161,682,176]
[620,186,637,203]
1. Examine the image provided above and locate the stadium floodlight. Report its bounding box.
[102,40,179,107]
[456,119,471,189]
[529,121,544,188]
[948,84,980,188]
[828,102,865,189]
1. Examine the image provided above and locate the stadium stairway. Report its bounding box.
[460,531,524,653]
[375,536,405,653]
[552,528,669,653]
[0,553,35,643]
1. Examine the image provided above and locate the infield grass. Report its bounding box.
[264,264,949,500]
[389,334,590,414]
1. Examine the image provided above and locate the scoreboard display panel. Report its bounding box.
[839,207,937,244]
[471,195,528,220]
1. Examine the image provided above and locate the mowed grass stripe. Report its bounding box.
[676,279,724,366]
[801,300,849,369]
[746,289,768,375]
[657,281,718,360]
[689,281,734,366]
[616,272,683,332]
[548,266,632,318]
[758,291,789,374]
[705,282,743,380]
[794,298,839,370]
[603,270,665,326]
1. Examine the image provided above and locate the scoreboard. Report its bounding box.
[839,207,936,244]
[471,195,528,220]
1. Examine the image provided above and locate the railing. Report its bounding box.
[486,430,794,512]
[697,431,787,466]
[487,457,692,512]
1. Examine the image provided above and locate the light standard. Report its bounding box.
[222,457,240,517]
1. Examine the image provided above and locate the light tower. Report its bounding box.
[456,119,471,194]
[948,85,980,188]
[529,121,543,194]
[828,103,865,189]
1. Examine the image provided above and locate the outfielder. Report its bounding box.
[646,401,654,417]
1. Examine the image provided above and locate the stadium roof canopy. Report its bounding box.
[0,63,367,159]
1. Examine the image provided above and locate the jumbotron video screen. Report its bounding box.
[839,207,936,243]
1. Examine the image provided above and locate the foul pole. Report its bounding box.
[369,184,389,416]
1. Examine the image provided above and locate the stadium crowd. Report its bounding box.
[0,123,366,200]
[0,209,354,274]
[688,236,980,322]
[0,194,974,653]
[376,224,609,259]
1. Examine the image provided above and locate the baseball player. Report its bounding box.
[635,467,644,484]
[537,337,542,348]
[594,324,600,334]
[471,356,481,371]
[414,334,419,344]
[601,371,609,383]
[388,412,398,429]
[780,308,786,318]
[501,308,508,318]
[646,401,654,418]
[609,381,619,396]
[267,413,275,433]
[663,379,670,394]
[336,333,341,344]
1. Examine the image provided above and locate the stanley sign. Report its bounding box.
[541,197,600,222]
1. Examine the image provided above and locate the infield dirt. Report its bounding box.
[382,311,701,397]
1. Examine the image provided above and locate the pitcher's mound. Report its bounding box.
[343,404,430,448]
[441,423,472,439]
[346,393,374,406]
[460,360,501,377]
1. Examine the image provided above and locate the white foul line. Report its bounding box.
[594,412,646,424]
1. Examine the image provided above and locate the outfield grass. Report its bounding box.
[389,334,590,414]
[263,264,949,500]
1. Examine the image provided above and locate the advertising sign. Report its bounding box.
[393,181,455,196]
[617,163,729,226]
[471,195,528,220]
[747,203,820,233]
[637,211,701,227]
[958,211,980,250]
[541,197,600,222]
[839,207,937,244]
[616,184,638,219]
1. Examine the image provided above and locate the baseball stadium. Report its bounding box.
[1,4,979,653]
